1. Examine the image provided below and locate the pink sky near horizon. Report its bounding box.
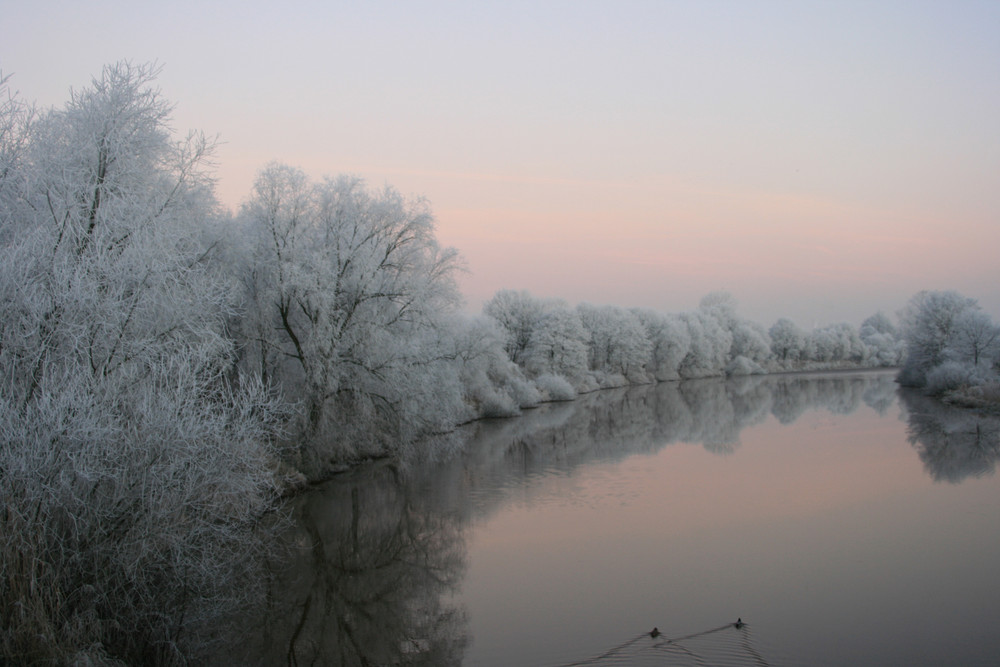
[5,0,999,327]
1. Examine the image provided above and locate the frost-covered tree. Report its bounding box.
[576,303,652,385]
[678,307,733,378]
[898,290,979,387]
[859,311,904,366]
[698,290,740,321]
[447,314,541,418]
[861,311,897,339]
[698,291,771,367]
[769,318,807,362]
[522,305,590,385]
[238,163,464,466]
[913,307,1000,397]
[483,289,546,365]
[947,309,1000,368]
[810,322,865,364]
[0,71,35,233]
[730,319,772,364]
[483,290,593,390]
[634,309,690,381]
[808,327,837,362]
[0,63,282,663]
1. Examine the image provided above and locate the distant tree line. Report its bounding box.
[481,288,908,394]
[1,62,996,663]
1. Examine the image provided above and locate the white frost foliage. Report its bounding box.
[726,355,765,376]
[861,311,898,338]
[769,318,807,362]
[634,309,690,381]
[448,315,541,419]
[864,332,904,366]
[731,320,772,363]
[0,62,283,661]
[698,292,772,366]
[678,310,732,378]
[238,164,464,463]
[473,387,522,418]
[946,309,1000,369]
[483,289,546,364]
[534,373,576,401]
[924,361,981,396]
[699,291,740,324]
[809,323,865,363]
[0,364,285,659]
[523,306,590,383]
[859,312,904,366]
[0,71,36,237]
[585,369,629,389]
[506,375,543,407]
[898,290,980,386]
[576,303,653,382]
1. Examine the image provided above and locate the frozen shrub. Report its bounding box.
[473,388,521,418]
[924,362,977,396]
[534,373,576,401]
[726,355,765,376]
[506,375,543,408]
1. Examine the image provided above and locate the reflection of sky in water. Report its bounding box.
[458,372,1000,666]
[222,370,1000,666]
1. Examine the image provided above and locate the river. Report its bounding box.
[212,369,1000,666]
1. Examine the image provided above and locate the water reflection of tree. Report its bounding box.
[208,371,904,662]
[770,374,879,423]
[899,389,1000,483]
[436,370,899,519]
[215,464,468,665]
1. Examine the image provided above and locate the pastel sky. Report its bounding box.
[5,1,998,327]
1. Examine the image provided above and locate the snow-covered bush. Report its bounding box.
[451,317,542,418]
[534,373,577,401]
[924,361,979,396]
[726,355,766,376]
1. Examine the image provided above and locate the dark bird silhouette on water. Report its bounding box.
[734,618,745,629]
[650,627,661,638]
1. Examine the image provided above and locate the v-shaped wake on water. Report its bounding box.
[547,619,772,667]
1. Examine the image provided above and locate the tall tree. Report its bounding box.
[860,312,904,366]
[523,305,590,383]
[678,309,732,378]
[634,309,691,381]
[769,318,806,362]
[947,310,1000,368]
[576,303,652,384]
[0,62,281,663]
[239,164,464,466]
[483,289,546,365]
[898,290,979,386]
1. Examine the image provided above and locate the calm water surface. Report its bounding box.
[227,370,1000,666]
